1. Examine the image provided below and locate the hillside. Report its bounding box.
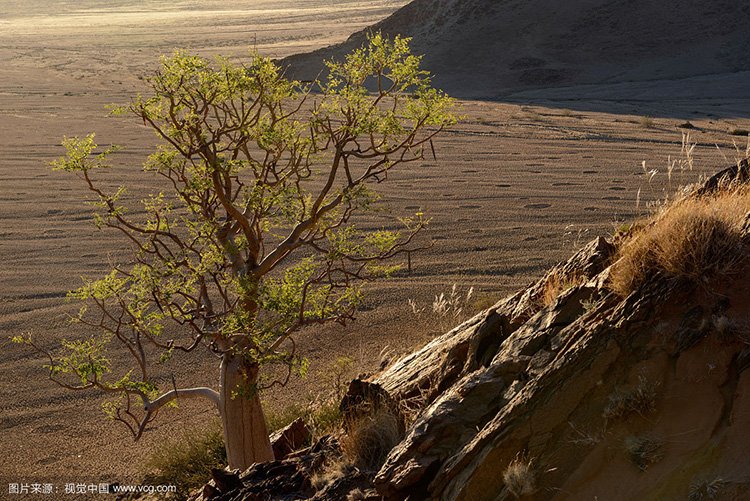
[189,160,750,500]
[283,0,750,100]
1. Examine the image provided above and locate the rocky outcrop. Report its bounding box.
[269,418,310,461]
[192,436,336,501]
[694,157,750,197]
[373,236,622,499]
[368,166,750,499]
[191,161,750,500]
[376,236,614,410]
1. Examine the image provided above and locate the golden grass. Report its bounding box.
[310,460,349,491]
[609,186,750,297]
[503,453,536,499]
[639,116,655,128]
[408,284,476,334]
[142,421,226,499]
[340,405,402,471]
[536,269,586,308]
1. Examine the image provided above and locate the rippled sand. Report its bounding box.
[2,0,748,486]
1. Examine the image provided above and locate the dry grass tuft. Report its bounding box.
[603,374,660,420]
[142,421,227,499]
[408,284,475,334]
[340,405,402,471]
[472,293,500,313]
[624,435,664,471]
[310,460,349,491]
[503,453,536,499]
[609,187,750,297]
[689,477,726,500]
[567,422,604,446]
[536,269,586,308]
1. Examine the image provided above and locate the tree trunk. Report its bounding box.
[220,354,275,471]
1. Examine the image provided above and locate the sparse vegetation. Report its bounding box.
[609,185,750,297]
[640,116,655,128]
[265,396,343,440]
[432,284,474,325]
[536,270,586,308]
[689,477,726,500]
[310,460,349,491]
[340,404,403,470]
[624,435,664,471]
[322,357,356,400]
[603,374,659,420]
[503,453,536,499]
[409,284,475,334]
[567,422,604,446]
[579,294,602,316]
[472,293,500,313]
[528,112,543,122]
[142,421,226,499]
[665,132,697,190]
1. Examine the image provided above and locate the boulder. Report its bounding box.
[269,417,311,461]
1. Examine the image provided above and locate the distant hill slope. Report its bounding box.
[282,0,750,99]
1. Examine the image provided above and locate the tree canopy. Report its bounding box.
[14,33,459,469]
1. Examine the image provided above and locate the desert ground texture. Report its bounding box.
[2,0,750,490]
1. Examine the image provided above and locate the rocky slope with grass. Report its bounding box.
[282,0,750,100]
[191,160,750,500]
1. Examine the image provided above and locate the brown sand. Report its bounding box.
[2,0,749,489]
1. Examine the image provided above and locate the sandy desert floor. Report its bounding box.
[2,0,750,491]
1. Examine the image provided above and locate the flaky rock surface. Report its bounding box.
[191,162,750,500]
[370,163,750,500]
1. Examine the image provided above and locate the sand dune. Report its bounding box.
[284,0,750,102]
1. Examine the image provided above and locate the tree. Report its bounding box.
[14,33,458,471]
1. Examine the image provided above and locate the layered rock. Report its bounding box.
[376,235,614,410]
[370,163,750,499]
[191,161,750,500]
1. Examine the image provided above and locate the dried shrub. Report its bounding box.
[340,405,402,471]
[536,269,586,308]
[310,460,349,491]
[603,374,659,420]
[624,435,664,471]
[640,116,655,128]
[689,477,726,500]
[503,453,536,499]
[609,188,750,297]
[567,422,604,446]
